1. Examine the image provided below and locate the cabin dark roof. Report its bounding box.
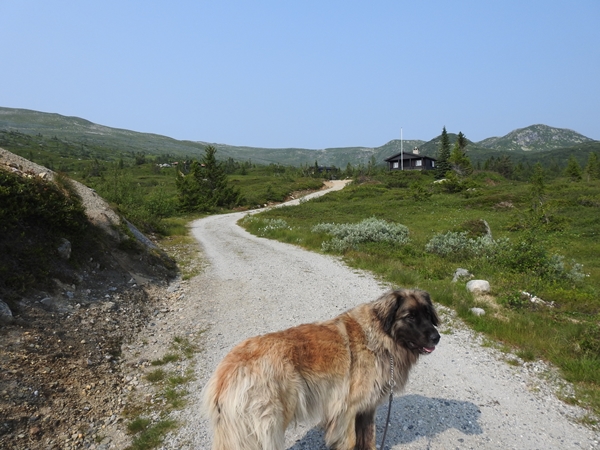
[384,152,437,162]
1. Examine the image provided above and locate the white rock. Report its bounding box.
[470,307,486,316]
[466,279,490,293]
[453,268,473,283]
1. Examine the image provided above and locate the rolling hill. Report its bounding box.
[0,107,596,167]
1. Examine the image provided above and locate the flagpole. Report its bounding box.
[401,127,403,171]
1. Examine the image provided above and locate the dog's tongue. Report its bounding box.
[422,346,435,353]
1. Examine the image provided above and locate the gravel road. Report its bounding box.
[163,182,599,450]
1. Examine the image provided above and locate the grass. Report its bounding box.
[126,419,178,450]
[150,353,180,366]
[145,369,167,383]
[127,417,152,434]
[172,335,198,359]
[124,334,202,449]
[241,171,600,419]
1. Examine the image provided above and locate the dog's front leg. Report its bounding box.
[354,410,376,450]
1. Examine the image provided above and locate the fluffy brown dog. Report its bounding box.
[202,289,440,450]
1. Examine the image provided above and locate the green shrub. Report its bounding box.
[458,219,491,238]
[494,236,548,274]
[578,195,600,207]
[433,171,473,193]
[580,324,600,356]
[410,182,432,201]
[0,170,89,298]
[312,217,409,253]
[425,231,504,259]
[493,236,586,283]
[498,291,529,309]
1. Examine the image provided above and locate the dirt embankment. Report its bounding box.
[0,148,176,449]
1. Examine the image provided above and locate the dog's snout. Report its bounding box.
[430,330,440,345]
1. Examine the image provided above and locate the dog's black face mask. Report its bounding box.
[377,290,440,354]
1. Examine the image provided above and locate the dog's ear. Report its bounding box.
[374,290,404,335]
[419,290,439,327]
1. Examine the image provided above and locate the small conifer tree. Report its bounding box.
[584,152,599,181]
[435,126,452,179]
[448,131,472,177]
[176,145,242,212]
[564,155,582,181]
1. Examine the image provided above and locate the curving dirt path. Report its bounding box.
[162,182,598,449]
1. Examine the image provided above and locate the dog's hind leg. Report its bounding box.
[354,409,376,450]
[323,412,358,450]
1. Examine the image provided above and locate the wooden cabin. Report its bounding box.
[384,148,437,171]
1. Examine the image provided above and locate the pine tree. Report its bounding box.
[175,162,201,211]
[435,126,452,179]
[530,163,546,212]
[176,145,242,212]
[457,131,468,151]
[529,163,549,226]
[448,131,472,177]
[584,152,599,181]
[495,155,514,178]
[345,162,354,178]
[564,155,582,181]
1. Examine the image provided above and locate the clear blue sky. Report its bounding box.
[1,1,598,149]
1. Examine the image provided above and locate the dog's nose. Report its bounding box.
[431,331,440,345]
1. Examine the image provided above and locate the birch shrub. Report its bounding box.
[312,217,409,253]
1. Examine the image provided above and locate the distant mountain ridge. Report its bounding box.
[477,124,593,152]
[0,107,596,167]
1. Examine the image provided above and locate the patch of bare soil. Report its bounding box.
[1,285,164,449]
[0,233,177,450]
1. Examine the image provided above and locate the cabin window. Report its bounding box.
[393,161,399,168]
[416,160,422,167]
[431,161,435,167]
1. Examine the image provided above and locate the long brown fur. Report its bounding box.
[202,289,440,450]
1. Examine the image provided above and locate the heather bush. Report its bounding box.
[312,217,409,253]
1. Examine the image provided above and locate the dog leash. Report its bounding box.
[379,355,396,450]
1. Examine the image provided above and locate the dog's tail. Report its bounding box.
[202,359,289,450]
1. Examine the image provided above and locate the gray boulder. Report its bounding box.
[57,238,71,259]
[0,300,14,324]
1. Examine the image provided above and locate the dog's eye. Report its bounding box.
[404,314,415,321]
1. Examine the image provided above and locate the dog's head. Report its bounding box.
[374,289,440,354]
